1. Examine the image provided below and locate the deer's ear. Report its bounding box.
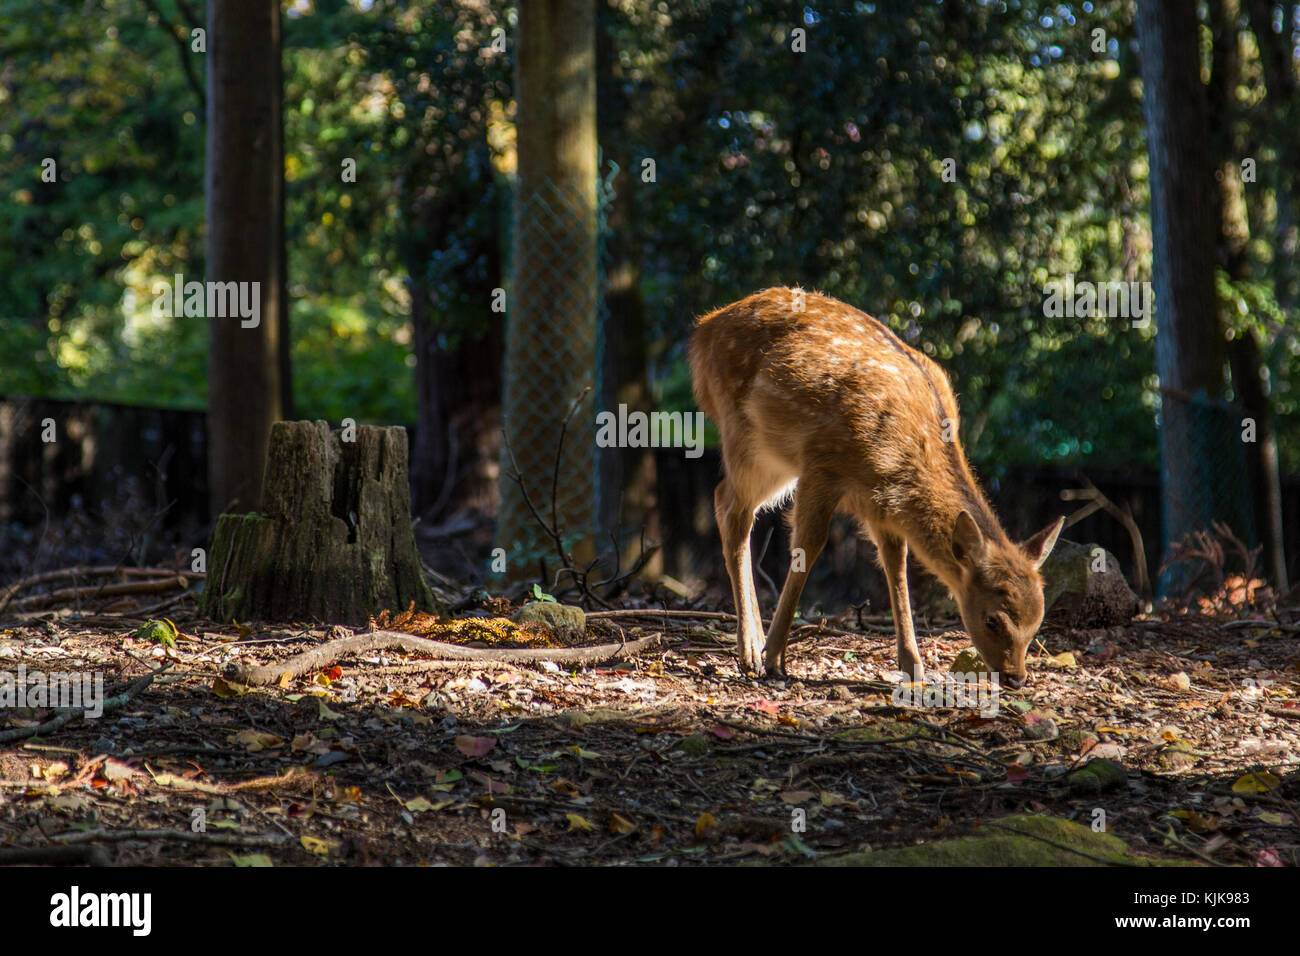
[1022,516,1065,569]
[951,511,985,565]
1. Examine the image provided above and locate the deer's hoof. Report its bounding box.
[737,647,765,677]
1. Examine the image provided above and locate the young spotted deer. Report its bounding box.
[689,288,1063,687]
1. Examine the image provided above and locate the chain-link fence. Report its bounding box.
[1158,388,1255,594]
[496,172,611,575]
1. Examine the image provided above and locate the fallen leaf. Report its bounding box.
[228,853,272,867]
[550,778,582,798]
[1171,809,1216,832]
[455,735,497,757]
[1231,771,1280,794]
[609,813,636,835]
[694,812,718,838]
[100,759,136,781]
[231,729,284,752]
[778,790,816,804]
[211,677,250,698]
[468,772,510,795]
[566,813,596,832]
[300,835,335,856]
[1257,811,1292,826]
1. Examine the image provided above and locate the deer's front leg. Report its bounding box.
[876,532,924,681]
[764,478,835,677]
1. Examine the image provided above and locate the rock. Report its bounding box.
[950,649,986,674]
[1024,718,1059,741]
[558,707,625,728]
[678,734,710,757]
[1152,740,1199,772]
[815,813,1195,866]
[1039,539,1140,627]
[1068,757,1128,795]
[1054,729,1100,754]
[513,601,586,641]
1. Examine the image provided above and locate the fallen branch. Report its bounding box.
[0,845,111,865]
[0,662,171,744]
[0,566,203,612]
[585,608,905,628]
[223,629,664,686]
[47,827,293,849]
[10,575,192,611]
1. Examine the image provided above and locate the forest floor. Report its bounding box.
[1,580,1297,867]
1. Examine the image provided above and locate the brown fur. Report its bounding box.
[690,287,1063,684]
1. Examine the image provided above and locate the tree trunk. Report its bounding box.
[1210,0,1288,589]
[200,421,439,624]
[595,2,659,578]
[408,193,505,521]
[496,0,598,576]
[1136,0,1236,594]
[1245,0,1299,310]
[206,0,286,515]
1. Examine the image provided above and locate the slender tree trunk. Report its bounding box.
[1210,0,1288,589]
[408,186,505,521]
[206,0,285,514]
[1246,0,1299,310]
[496,0,598,576]
[596,2,659,576]
[1136,0,1233,593]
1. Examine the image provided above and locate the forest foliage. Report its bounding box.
[2,0,1297,476]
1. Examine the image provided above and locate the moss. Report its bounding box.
[1067,757,1128,795]
[513,601,586,638]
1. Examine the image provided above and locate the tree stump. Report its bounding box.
[200,421,441,624]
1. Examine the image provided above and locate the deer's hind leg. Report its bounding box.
[714,460,796,676]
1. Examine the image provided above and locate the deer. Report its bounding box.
[689,288,1063,688]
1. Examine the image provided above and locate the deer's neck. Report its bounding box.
[888,465,1006,593]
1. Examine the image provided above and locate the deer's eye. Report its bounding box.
[984,615,1000,632]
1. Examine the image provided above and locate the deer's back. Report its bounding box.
[690,289,960,468]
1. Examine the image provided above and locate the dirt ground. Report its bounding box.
[1,593,1297,867]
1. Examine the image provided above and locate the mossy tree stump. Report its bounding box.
[200,420,440,624]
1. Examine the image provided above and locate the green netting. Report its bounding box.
[495,171,611,577]
[1157,387,1255,595]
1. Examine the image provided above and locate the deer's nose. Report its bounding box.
[1002,674,1026,690]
